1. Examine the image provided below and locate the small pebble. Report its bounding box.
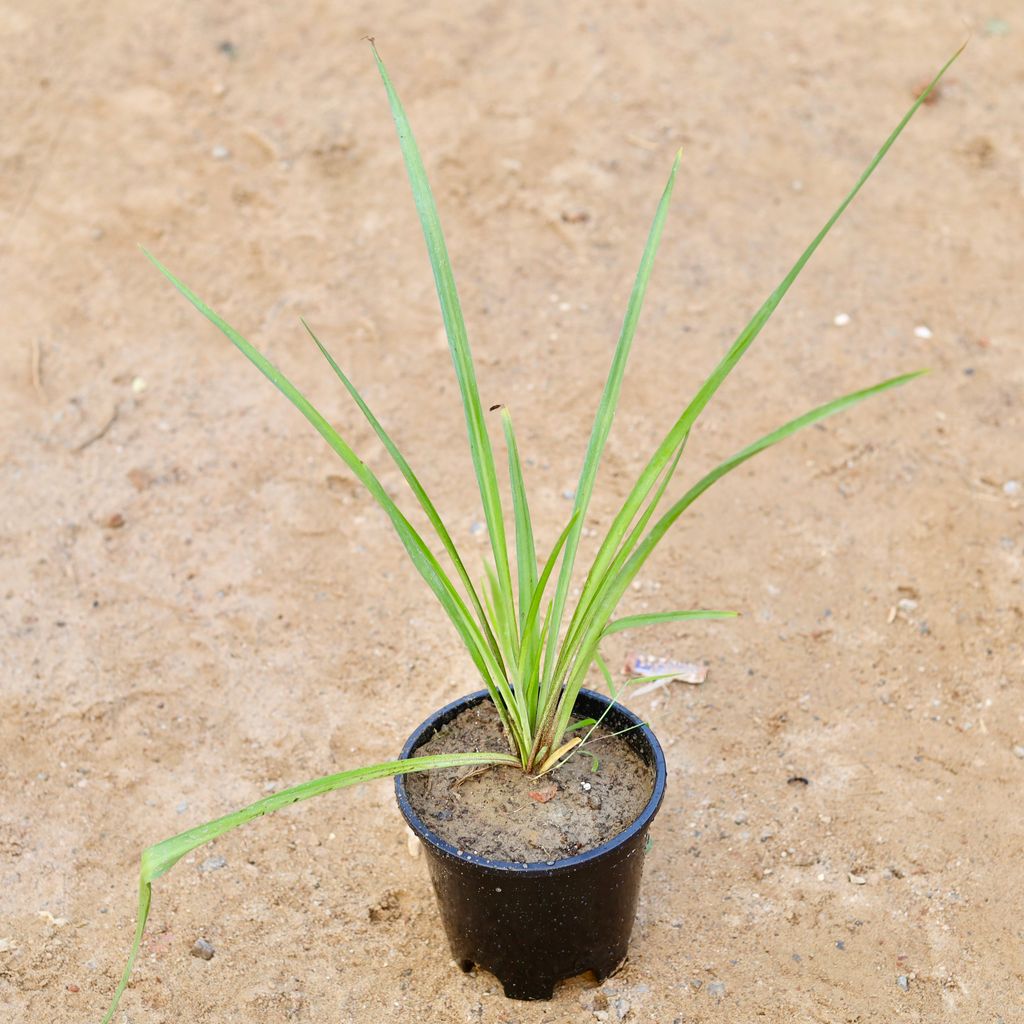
[190,938,215,960]
[199,855,227,872]
[588,793,603,811]
[580,990,609,1012]
[733,811,748,825]
[848,872,867,885]
[176,801,189,814]
[561,489,576,500]
[707,980,726,998]
[1013,745,1024,760]
[581,781,592,791]
[913,324,933,339]
[613,997,631,1020]
[897,974,909,991]
[66,983,80,993]
[211,144,231,160]
[1003,480,1022,497]
[833,312,851,327]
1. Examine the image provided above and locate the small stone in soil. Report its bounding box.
[1013,745,1024,759]
[528,784,558,803]
[176,801,188,814]
[707,980,725,998]
[199,855,227,872]
[1004,480,1022,497]
[191,938,215,960]
[588,793,603,810]
[897,975,909,991]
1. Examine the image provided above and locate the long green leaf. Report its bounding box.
[371,44,516,634]
[542,151,682,693]
[303,319,504,671]
[144,252,528,748]
[501,408,537,631]
[577,48,961,609]
[603,609,738,636]
[100,749,518,1024]
[551,432,688,704]
[548,370,925,745]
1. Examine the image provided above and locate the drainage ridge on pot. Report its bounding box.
[395,688,667,1000]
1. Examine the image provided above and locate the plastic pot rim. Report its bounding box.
[395,687,667,876]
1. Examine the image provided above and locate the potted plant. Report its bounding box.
[97,43,961,1023]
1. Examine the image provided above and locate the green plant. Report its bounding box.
[99,43,961,1023]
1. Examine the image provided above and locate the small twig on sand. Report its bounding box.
[451,764,494,790]
[75,406,119,452]
[30,337,44,401]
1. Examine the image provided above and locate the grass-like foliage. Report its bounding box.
[99,43,962,1023]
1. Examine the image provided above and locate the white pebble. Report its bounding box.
[913,324,933,339]
[1003,480,1022,497]
[833,313,851,327]
[211,144,231,160]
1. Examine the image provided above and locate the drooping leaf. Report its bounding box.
[100,750,517,1024]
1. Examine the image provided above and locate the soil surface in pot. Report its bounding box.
[405,700,654,862]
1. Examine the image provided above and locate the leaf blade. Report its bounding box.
[371,44,516,632]
[100,750,518,1024]
[603,609,738,636]
[578,49,962,596]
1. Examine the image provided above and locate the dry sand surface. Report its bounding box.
[2,2,1022,1021]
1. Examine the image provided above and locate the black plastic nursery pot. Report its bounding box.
[395,688,667,1000]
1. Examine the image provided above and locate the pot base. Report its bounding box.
[457,953,625,1000]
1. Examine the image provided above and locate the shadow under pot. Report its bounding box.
[395,688,667,1000]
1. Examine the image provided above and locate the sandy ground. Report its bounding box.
[2,2,1022,1021]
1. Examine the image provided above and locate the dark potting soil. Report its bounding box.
[404,701,654,862]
